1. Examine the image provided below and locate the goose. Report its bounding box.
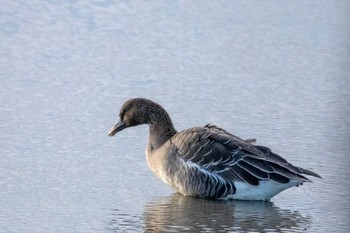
[108,98,321,201]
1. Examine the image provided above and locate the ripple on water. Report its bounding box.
[107,194,311,232]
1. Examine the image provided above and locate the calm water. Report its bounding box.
[1,1,350,232]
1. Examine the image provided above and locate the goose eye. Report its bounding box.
[121,108,130,119]
[119,109,127,119]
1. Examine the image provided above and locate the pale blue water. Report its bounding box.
[1,1,349,232]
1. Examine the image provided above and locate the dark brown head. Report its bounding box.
[108,98,176,137]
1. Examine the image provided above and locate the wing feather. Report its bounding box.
[171,125,320,186]
[237,161,270,180]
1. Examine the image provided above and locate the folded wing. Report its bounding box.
[171,124,321,186]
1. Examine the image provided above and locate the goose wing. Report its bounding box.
[171,124,321,186]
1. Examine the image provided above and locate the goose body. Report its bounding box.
[109,98,321,201]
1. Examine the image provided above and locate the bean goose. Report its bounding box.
[108,98,321,201]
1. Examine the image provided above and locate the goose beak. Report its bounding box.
[108,119,127,136]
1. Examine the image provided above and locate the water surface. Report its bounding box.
[1,1,349,232]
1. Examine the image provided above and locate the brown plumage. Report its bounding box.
[109,98,321,200]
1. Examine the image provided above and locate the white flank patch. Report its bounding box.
[227,180,302,201]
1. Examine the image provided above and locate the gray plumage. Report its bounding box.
[109,98,321,200]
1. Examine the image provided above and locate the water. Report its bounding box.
[1,1,349,232]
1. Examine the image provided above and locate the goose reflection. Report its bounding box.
[142,194,311,232]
